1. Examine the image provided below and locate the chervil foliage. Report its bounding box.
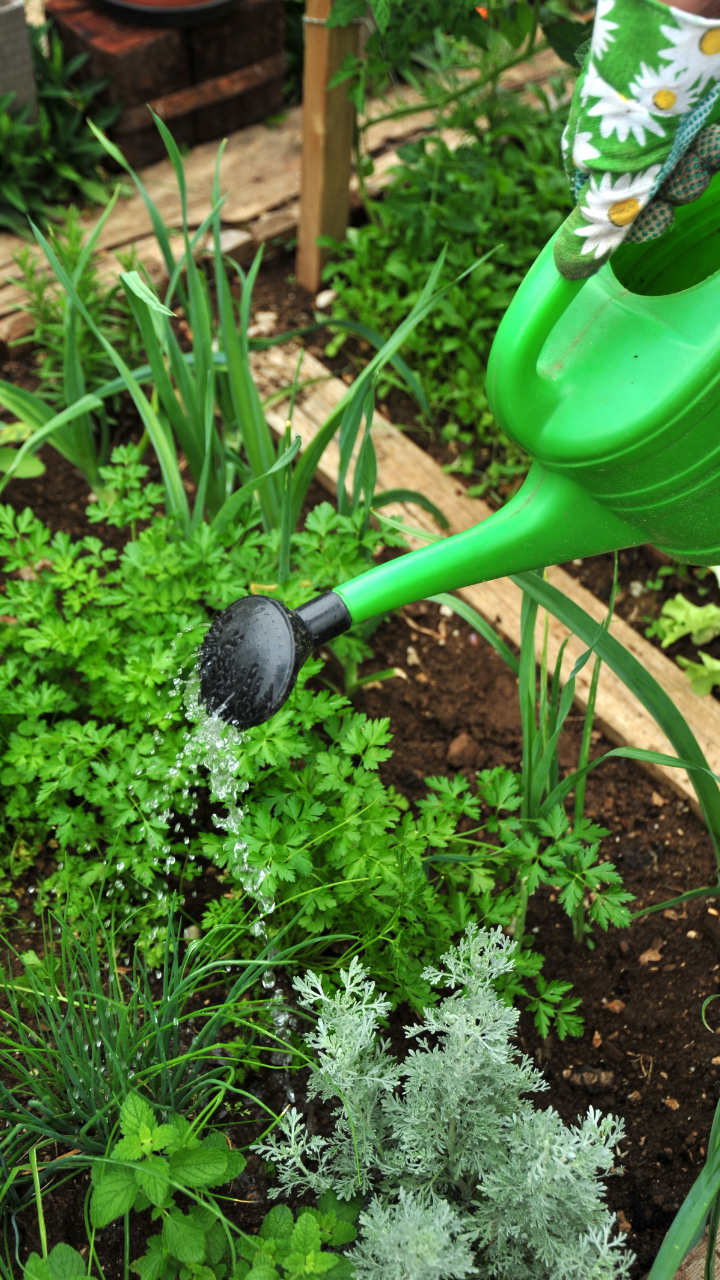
[0,469,494,1009]
[255,927,633,1280]
[0,477,405,954]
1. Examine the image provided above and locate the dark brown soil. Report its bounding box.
[353,601,720,1278]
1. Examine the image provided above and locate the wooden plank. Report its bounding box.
[252,343,720,815]
[0,41,563,281]
[643,1230,720,1280]
[114,53,286,136]
[295,0,360,293]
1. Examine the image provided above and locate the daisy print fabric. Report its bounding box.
[555,0,720,278]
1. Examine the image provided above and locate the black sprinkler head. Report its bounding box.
[198,591,351,730]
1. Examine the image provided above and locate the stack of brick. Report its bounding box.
[45,0,284,166]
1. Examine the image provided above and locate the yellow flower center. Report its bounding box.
[700,28,720,54]
[653,88,677,110]
[608,197,641,227]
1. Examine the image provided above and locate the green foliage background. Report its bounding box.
[323,93,572,470]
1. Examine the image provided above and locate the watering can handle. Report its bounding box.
[487,247,585,435]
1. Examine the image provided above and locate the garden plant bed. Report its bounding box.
[2,598,720,1277]
[3,203,720,1280]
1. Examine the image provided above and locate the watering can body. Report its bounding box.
[488,171,720,566]
[201,172,720,727]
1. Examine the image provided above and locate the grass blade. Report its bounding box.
[372,489,449,530]
[30,221,191,534]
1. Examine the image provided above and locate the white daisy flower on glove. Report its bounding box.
[572,130,601,170]
[659,9,720,92]
[629,62,700,118]
[574,166,661,258]
[591,0,619,60]
[584,65,667,145]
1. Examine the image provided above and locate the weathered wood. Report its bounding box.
[252,343,720,814]
[295,0,359,293]
[642,1229,720,1280]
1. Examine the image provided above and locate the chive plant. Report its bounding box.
[0,909,316,1166]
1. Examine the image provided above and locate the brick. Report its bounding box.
[45,0,284,166]
[45,0,189,105]
[189,0,283,80]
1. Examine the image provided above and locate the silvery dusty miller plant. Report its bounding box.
[255,926,633,1280]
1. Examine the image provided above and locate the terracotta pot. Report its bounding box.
[94,0,238,27]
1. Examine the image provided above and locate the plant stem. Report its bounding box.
[29,1147,47,1260]
[358,39,550,133]
[706,1188,720,1280]
[124,1210,130,1280]
[513,879,529,950]
[572,900,585,946]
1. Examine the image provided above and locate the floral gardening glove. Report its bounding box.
[555,0,720,280]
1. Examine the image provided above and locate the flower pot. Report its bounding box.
[94,0,240,28]
[0,0,36,115]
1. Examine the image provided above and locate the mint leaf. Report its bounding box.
[259,1205,294,1241]
[152,1123,179,1152]
[47,1244,87,1280]
[134,1154,171,1205]
[162,1209,206,1265]
[328,1220,357,1246]
[23,1255,52,1280]
[120,1092,155,1138]
[169,1144,228,1188]
[291,1213,321,1255]
[112,1135,144,1162]
[90,1166,138,1227]
[130,1235,165,1280]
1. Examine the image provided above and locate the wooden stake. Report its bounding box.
[296,0,359,294]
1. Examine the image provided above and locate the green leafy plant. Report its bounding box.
[0,110,460,533]
[255,926,633,1280]
[327,0,588,121]
[10,207,143,405]
[0,910,302,1168]
[89,1091,246,1279]
[647,593,720,649]
[0,484,479,1013]
[22,1243,87,1280]
[321,91,572,476]
[0,23,117,235]
[234,1197,359,1279]
[676,651,720,696]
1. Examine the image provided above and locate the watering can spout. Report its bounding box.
[334,463,642,623]
[199,463,643,729]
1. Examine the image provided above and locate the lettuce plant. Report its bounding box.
[255,926,633,1280]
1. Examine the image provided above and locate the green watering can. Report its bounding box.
[200,175,720,729]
